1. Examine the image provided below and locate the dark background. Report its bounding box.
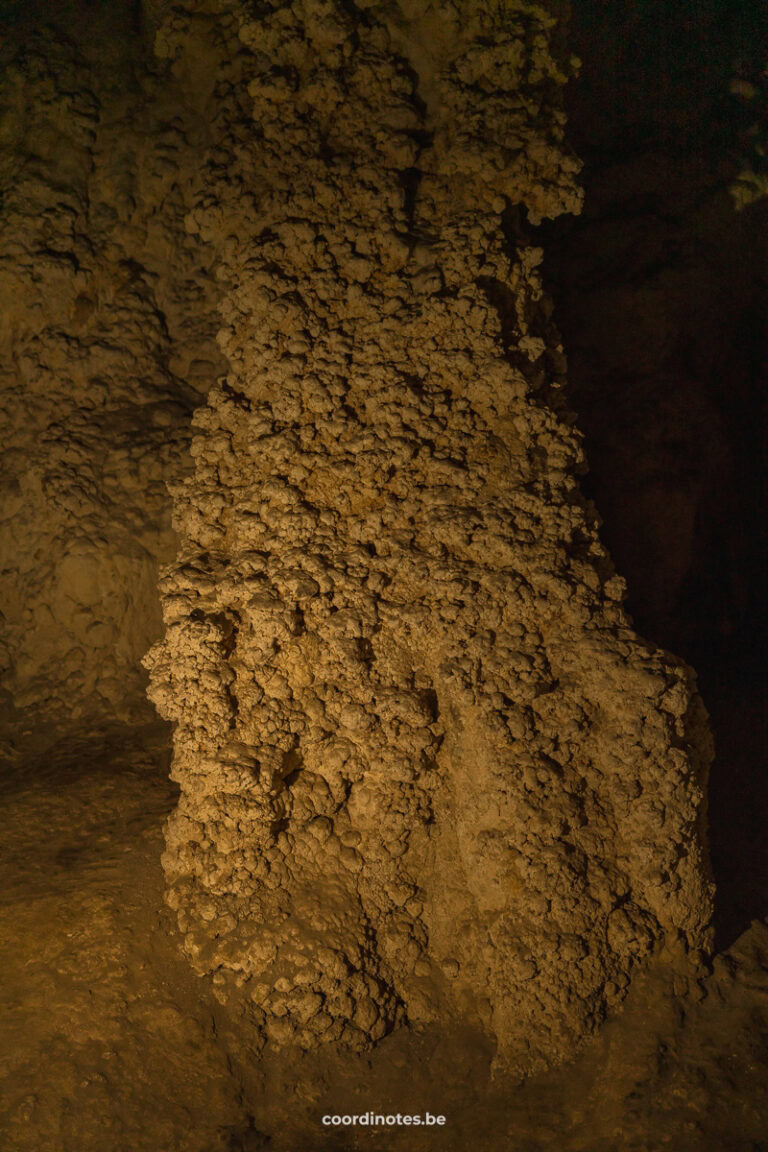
[542,0,767,947]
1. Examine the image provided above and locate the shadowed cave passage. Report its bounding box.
[540,0,768,950]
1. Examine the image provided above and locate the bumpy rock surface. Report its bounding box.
[0,15,225,730]
[145,0,714,1075]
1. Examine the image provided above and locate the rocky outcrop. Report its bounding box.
[143,0,714,1078]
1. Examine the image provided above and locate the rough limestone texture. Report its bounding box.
[0,18,225,730]
[145,0,714,1076]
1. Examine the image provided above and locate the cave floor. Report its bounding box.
[2,721,768,1152]
[0,720,252,1152]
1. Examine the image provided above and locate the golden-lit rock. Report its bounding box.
[144,0,713,1078]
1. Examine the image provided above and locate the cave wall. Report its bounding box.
[144,0,714,1077]
[0,8,226,734]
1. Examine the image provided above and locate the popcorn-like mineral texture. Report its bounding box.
[145,0,714,1076]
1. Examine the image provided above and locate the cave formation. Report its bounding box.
[1,1,766,1150]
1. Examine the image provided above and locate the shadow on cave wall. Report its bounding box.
[541,0,767,949]
[0,0,144,34]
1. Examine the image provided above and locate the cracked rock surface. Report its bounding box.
[144,0,714,1076]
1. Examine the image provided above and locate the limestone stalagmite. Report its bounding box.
[144,0,714,1076]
